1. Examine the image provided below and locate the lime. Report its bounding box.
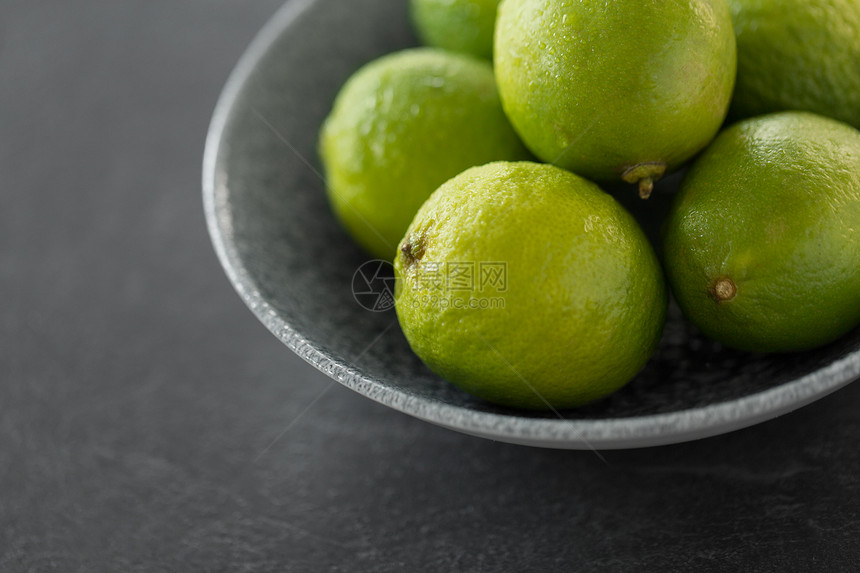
[394,161,667,410]
[318,48,528,259]
[728,0,860,129]
[411,0,501,60]
[662,112,860,353]
[494,0,736,198]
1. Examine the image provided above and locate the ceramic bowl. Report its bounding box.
[203,0,860,449]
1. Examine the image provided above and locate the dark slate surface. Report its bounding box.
[1,1,859,571]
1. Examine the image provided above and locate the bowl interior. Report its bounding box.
[204,0,860,447]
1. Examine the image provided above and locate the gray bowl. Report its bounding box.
[202,0,860,449]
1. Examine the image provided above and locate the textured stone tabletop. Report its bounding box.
[1,1,859,571]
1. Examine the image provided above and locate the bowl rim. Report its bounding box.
[202,0,860,449]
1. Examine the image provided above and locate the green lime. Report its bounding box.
[411,0,501,60]
[728,0,860,129]
[394,161,667,410]
[319,48,528,259]
[662,112,860,353]
[494,0,736,198]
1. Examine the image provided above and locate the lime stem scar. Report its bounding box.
[621,162,667,200]
[711,277,737,302]
[638,177,654,199]
[400,234,426,267]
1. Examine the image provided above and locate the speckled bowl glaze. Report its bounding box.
[203,0,860,449]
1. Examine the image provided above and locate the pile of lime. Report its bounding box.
[318,0,860,411]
